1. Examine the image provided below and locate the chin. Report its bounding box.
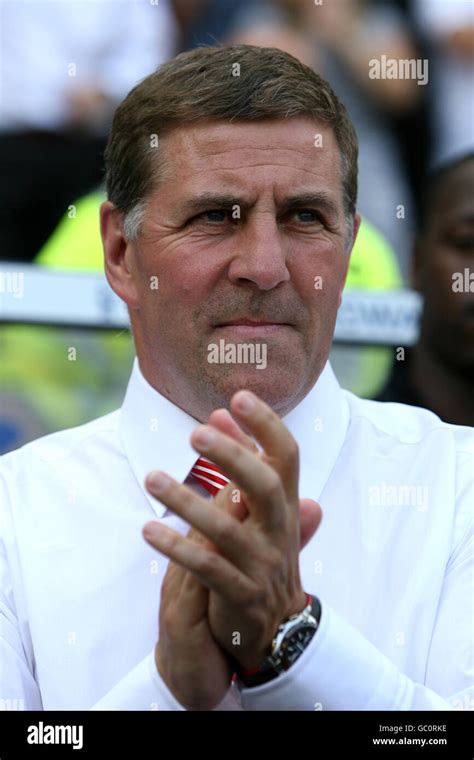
[209,365,307,413]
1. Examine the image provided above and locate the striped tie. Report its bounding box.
[190,456,230,497]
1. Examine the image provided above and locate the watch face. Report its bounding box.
[282,623,317,666]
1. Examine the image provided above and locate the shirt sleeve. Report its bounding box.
[0,484,43,711]
[0,475,185,712]
[239,453,474,711]
[0,520,225,712]
[0,551,43,710]
[239,601,460,711]
[1,549,185,712]
[90,653,243,711]
[90,651,186,711]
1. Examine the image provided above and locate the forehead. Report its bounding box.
[430,161,474,221]
[158,117,343,202]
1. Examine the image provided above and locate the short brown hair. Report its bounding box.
[105,44,358,238]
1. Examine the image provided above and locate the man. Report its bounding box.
[0,45,472,711]
[378,153,474,427]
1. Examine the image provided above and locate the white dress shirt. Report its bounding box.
[1,358,472,711]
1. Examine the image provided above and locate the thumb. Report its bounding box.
[299,499,322,550]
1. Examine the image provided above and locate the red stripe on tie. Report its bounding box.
[190,457,230,497]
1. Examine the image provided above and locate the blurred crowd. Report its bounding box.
[2,0,473,271]
[0,0,473,450]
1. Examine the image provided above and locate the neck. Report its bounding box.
[410,342,474,426]
[136,354,308,423]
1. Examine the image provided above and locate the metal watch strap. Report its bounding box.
[234,594,322,688]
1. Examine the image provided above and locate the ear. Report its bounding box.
[338,212,361,308]
[100,200,140,308]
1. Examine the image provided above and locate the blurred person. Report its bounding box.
[0,0,177,263]
[415,0,474,164]
[171,0,265,51]
[383,0,433,222]
[377,152,474,426]
[0,46,472,712]
[230,0,424,280]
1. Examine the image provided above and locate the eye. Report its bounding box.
[291,209,323,224]
[453,237,474,251]
[197,209,230,224]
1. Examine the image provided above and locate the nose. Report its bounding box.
[227,215,290,290]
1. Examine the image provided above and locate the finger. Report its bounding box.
[190,426,287,530]
[219,480,249,522]
[142,520,249,600]
[206,410,257,519]
[158,556,185,599]
[149,514,226,607]
[145,472,256,567]
[179,569,209,624]
[298,499,323,550]
[229,391,299,503]
[151,534,210,626]
[144,523,190,600]
[207,408,259,454]
[145,507,246,615]
[178,539,210,620]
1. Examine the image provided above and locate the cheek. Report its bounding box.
[292,252,347,306]
[426,255,461,301]
[136,250,209,310]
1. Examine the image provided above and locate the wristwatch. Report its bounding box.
[234,593,321,688]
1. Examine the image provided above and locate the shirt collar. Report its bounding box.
[119,357,349,517]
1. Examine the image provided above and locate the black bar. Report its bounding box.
[0,710,471,758]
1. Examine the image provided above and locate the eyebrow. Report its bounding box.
[175,192,341,219]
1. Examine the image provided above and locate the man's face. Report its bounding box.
[105,117,357,420]
[414,159,474,372]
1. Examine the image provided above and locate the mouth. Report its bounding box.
[214,318,292,336]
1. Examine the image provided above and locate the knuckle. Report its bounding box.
[213,517,235,545]
[251,586,268,609]
[240,583,265,609]
[266,549,285,579]
[233,575,253,602]
[262,471,283,501]
[196,550,221,577]
[181,487,197,511]
[163,531,180,552]
[232,443,249,468]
